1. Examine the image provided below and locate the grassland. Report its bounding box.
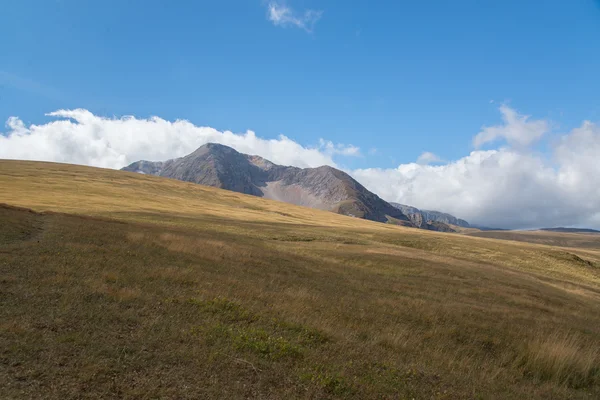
[468,229,600,250]
[1,160,600,399]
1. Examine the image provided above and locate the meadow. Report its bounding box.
[1,160,599,399]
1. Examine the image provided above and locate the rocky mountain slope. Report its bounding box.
[390,203,469,229]
[123,143,417,225]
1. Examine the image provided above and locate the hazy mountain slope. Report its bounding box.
[390,202,470,228]
[540,227,600,234]
[123,143,412,224]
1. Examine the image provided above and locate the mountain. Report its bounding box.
[123,143,415,225]
[390,203,469,229]
[469,224,507,231]
[539,227,600,234]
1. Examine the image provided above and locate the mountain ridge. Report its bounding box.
[539,227,600,234]
[123,143,424,226]
[390,202,469,229]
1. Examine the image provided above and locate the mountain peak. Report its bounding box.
[122,145,424,227]
[190,142,239,156]
[200,142,231,150]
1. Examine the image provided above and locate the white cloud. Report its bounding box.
[473,105,549,148]
[352,107,600,229]
[416,151,442,165]
[318,138,361,156]
[2,106,600,230]
[0,109,352,170]
[267,1,322,32]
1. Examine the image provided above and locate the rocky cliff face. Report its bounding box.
[390,203,470,229]
[123,143,412,225]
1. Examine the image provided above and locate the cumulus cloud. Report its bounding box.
[352,108,600,229]
[0,109,353,170]
[473,105,549,148]
[2,105,600,229]
[267,1,323,32]
[416,151,442,165]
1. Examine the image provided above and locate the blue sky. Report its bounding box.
[2,0,599,170]
[2,1,600,229]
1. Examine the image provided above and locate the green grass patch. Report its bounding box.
[206,324,302,360]
[188,297,328,361]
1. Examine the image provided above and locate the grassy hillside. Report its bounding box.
[1,160,600,399]
[468,229,600,251]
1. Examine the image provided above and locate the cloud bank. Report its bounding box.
[0,109,359,170]
[353,109,600,229]
[267,1,323,32]
[2,107,600,229]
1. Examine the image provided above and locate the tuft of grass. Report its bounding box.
[300,368,354,396]
[519,332,600,388]
[203,323,303,360]
[230,326,302,360]
[189,297,259,323]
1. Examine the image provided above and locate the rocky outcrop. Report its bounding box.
[390,203,469,229]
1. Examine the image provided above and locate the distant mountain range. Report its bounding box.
[122,143,470,232]
[539,227,600,234]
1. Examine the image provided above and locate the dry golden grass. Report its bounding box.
[522,332,599,387]
[467,229,600,250]
[1,160,600,399]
